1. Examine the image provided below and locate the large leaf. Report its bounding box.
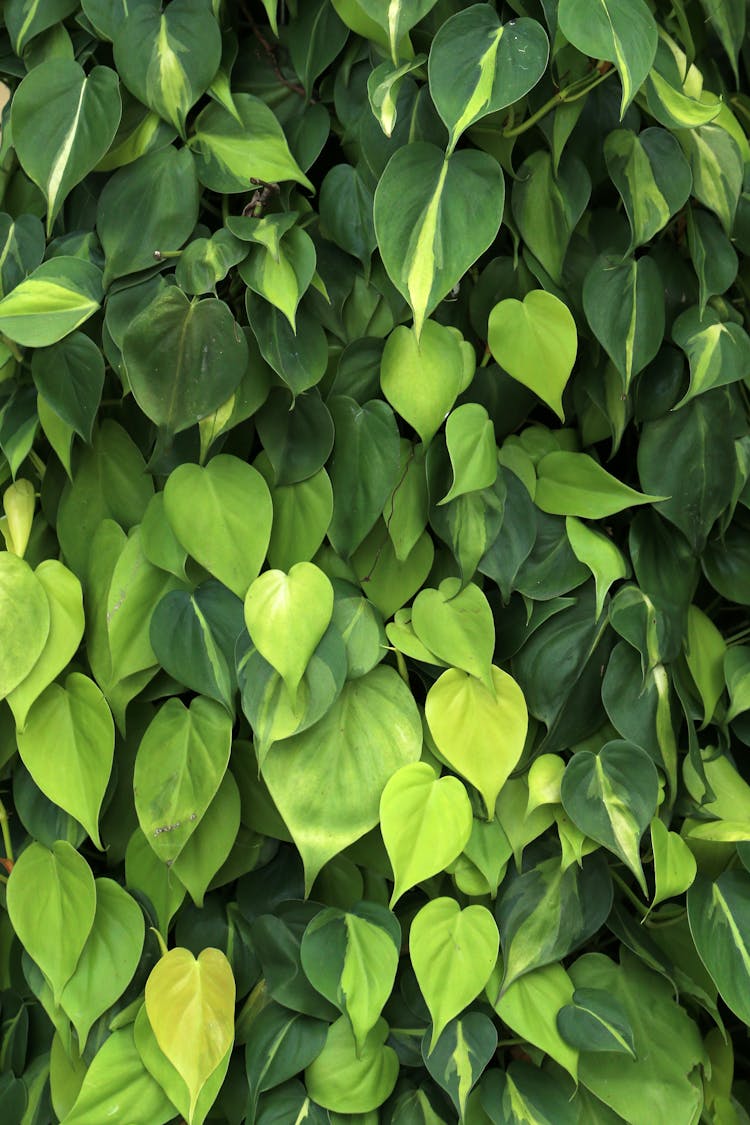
[0,258,102,347]
[604,128,692,250]
[374,142,504,337]
[583,254,664,390]
[688,871,750,1026]
[535,452,660,518]
[61,1026,174,1125]
[304,1016,398,1114]
[0,552,50,700]
[558,0,657,114]
[12,61,120,238]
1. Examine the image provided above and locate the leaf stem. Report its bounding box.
[611,868,648,917]
[502,67,616,138]
[0,797,14,864]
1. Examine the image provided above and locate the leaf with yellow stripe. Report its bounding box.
[582,253,664,390]
[561,740,659,895]
[374,142,504,338]
[0,257,102,347]
[688,871,750,1026]
[558,0,658,116]
[429,6,548,154]
[604,127,692,250]
[113,0,222,138]
[356,0,438,63]
[12,60,121,237]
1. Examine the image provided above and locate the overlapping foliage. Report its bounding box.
[0,0,749,1121]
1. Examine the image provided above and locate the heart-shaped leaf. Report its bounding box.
[0,552,50,700]
[411,578,495,689]
[488,291,577,421]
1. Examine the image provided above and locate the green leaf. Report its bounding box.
[488,290,577,421]
[319,165,377,267]
[380,762,473,905]
[244,564,333,704]
[492,962,578,1080]
[96,146,199,285]
[650,817,696,908]
[59,878,144,1051]
[565,516,629,618]
[113,0,221,138]
[300,904,399,1051]
[374,143,504,338]
[5,0,78,54]
[479,1063,578,1125]
[678,125,743,235]
[380,320,474,446]
[61,1026,175,1125]
[246,295,328,398]
[243,1003,327,1121]
[133,696,232,865]
[604,127,691,250]
[725,645,750,723]
[31,332,104,442]
[557,988,636,1057]
[145,947,235,1123]
[687,208,738,316]
[0,257,102,347]
[672,306,750,406]
[11,60,121,236]
[176,228,248,297]
[0,213,45,299]
[511,152,590,285]
[558,0,657,114]
[440,404,496,504]
[16,673,114,849]
[352,524,435,618]
[0,552,50,700]
[355,0,438,60]
[583,254,664,390]
[304,1016,398,1114]
[189,94,313,193]
[7,841,96,1004]
[171,772,240,907]
[561,740,660,894]
[265,467,334,572]
[699,0,745,80]
[536,452,662,518]
[422,1013,497,1118]
[425,666,528,816]
[684,603,726,727]
[428,7,548,153]
[125,828,185,938]
[241,227,316,330]
[260,665,422,891]
[411,578,494,688]
[164,455,273,599]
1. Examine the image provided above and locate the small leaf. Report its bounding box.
[488,290,577,420]
[684,604,726,728]
[565,516,629,618]
[440,403,496,504]
[650,817,697,908]
[411,578,495,689]
[557,988,636,1057]
[0,257,102,347]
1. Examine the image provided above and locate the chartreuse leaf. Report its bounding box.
[561,741,660,894]
[11,60,121,236]
[492,962,578,1080]
[425,667,528,816]
[688,870,750,1025]
[59,878,144,1051]
[0,258,102,347]
[133,696,232,865]
[374,142,504,338]
[61,1026,175,1125]
[113,0,221,137]
[240,227,316,329]
[171,772,241,907]
[189,94,313,193]
[583,254,664,390]
[650,817,696,909]
[164,456,272,599]
[726,645,750,723]
[16,673,114,849]
[411,579,494,689]
[428,6,548,153]
[300,903,400,1052]
[422,1013,497,1118]
[604,128,692,249]
[7,841,96,1004]
[305,1016,398,1114]
[557,988,636,1057]
[380,320,474,446]
[145,947,235,1123]
[565,516,629,618]
[0,552,50,700]
[685,604,726,727]
[440,404,496,504]
[244,563,334,704]
[558,0,657,114]
[535,452,662,518]
[410,898,499,1050]
[261,666,421,891]
[488,291,577,421]
[380,762,473,905]
[672,306,750,406]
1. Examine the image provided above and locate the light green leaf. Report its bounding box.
[0,257,102,347]
[374,143,504,338]
[61,1026,175,1125]
[171,772,241,907]
[125,828,186,938]
[650,817,696,908]
[164,455,273,599]
[440,404,496,504]
[604,127,692,249]
[367,57,425,137]
[425,666,528,817]
[352,524,435,618]
[582,254,664,390]
[7,841,96,1004]
[492,962,578,1080]
[0,551,50,700]
[380,762,473,905]
[684,604,726,728]
[16,673,114,849]
[428,7,548,153]
[265,467,334,572]
[305,1016,398,1114]
[410,897,499,1050]
[565,516,629,618]
[240,227,316,329]
[488,290,577,421]
[411,578,494,689]
[536,452,662,518]
[558,0,657,114]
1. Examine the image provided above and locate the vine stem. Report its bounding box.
[610,868,649,918]
[0,796,14,865]
[502,66,616,138]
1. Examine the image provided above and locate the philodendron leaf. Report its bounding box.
[672,306,750,406]
[428,6,549,153]
[557,988,636,1057]
[535,452,663,518]
[170,772,241,908]
[145,947,235,1123]
[0,552,50,699]
[493,962,578,1081]
[380,762,473,905]
[410,897,499,1050]
[561,740,660,894]
[440,403,496,504]
[566,516,629,618]
[355,0,438,61]
[113,0,221,137]
[488,290,577,421]
[583,254,664,390]
[261,665,422,891]
[304,1016,399,1114]
[11,60,121,236]
[422,1013,497,1118]
[374,142,504,337]
[604,128,692,250]
[16,673,114,849]
[164,456,273,599]
[7,841,96,1004]
[244,563,334,703]
[380,320,474,446]
[685,603,726,728]
[650,817,697,908]
[61,1026,175,1125]
[558,0,657,114]
[511,151,591,285]
[411,578,495,689]
[0,257,102,347]
[300,903,400,1051]
[688,870,750,1025]
[425,666,528,816]
[726,645,750,723]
